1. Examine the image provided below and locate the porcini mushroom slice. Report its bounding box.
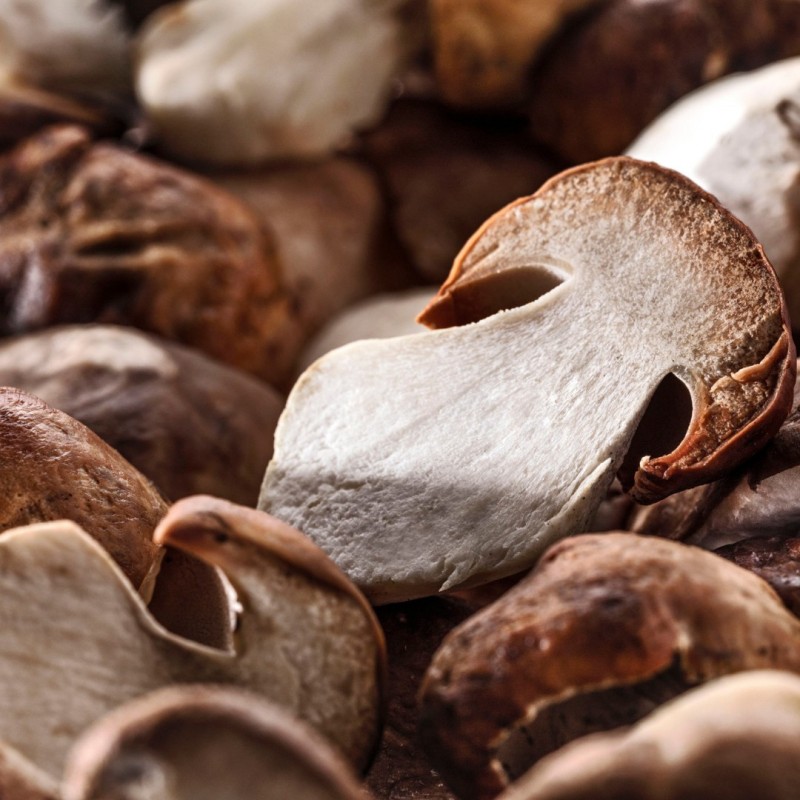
[0,498,383,779]
[0,124,302,387]
[418,533,800,800]
[63,687,368,800]
[500,670,800,800]
[0,326,284,506]
[261,157,794,604]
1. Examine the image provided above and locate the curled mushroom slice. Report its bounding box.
[0,124,302,387]
[0,498,384,780]
[418,533,800,800]
[0,326,284,506]
[261,157,794,603]
[63,687,368,800]
[500,670,800,800]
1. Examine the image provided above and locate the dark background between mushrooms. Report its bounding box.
[3,1,800,799]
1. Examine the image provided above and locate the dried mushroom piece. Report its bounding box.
[418,533,800,800]
[0,125,302,387]
[63,687,368,800]
[500,670,800,800]
[136,0,422,165]
[0,498,383,782]
[261,158,794,604]
[431,0,604,108]
[0,326,284,506]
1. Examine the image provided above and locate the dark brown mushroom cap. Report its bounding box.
[63,686,369,800]
[0,325,284,506]
[419,157,795,504]
[499,670,800,800]
[0,124,302,387]
[418,533,800,800]
[0,386,165,592]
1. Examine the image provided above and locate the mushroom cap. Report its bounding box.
[261,157,794,603]
[418,533,800,799]
[63,686,368,800]
[500,670,800,800]
[135,0,417,164]
[0,325,284,506]
[0,505,383,779]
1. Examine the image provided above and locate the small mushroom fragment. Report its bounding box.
[0,497,384,781]
[431,0,605,108]
[261,158,794,603]
[499,670,800,800]
[628,57,800,326]
[363,99,561,282]
[0,124,302,387]
[0,744,59,800]
[418,533,800,800]
[0,326,284,506]
[63,687,368,800]
[135,0,422,165]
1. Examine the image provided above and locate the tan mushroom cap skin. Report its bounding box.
[0,386,165,594]
[418,533,800,800]
[262,157,794,604]
[0,499,383,781]
[63,687,369,800]
[501,670,800,800]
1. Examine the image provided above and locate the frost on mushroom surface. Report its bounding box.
[418,533,800,800]
[260,157,795,604]
[63,687,368,800]
[500,671,800,800]
[0,497,384,782]
[136,0,422,165]
[628,56,800,327]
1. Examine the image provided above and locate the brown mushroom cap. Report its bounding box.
[63,687,369,800]
[0,325,284,506]
[500,670,800,800]
[0,502,383,780]
[0,124,302,387]
[262,157,794,603]
[418,533,800,799]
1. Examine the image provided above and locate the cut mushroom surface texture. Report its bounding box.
[501,670,800,800]
[418,533,800,800]
[261,157,795,604]
[0,496,384,781]
[63,687,368,800]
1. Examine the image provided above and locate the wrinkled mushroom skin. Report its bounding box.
[0,499,384,780]
[418,534,800,800]
[0,326,284,506]
[0,125,302,387]
[63,687,368,800]
[0,387,165,592]
[500,671,800,800]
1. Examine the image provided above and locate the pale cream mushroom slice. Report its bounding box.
[418,533,800,800]
[0,498,383,781]
[0,325,284,506]
[261,157,795,604]
[135,0,423,165]
[63,687,369,800]
[628,57,800,327]
[431,0,605,107]
[500,670,800,800]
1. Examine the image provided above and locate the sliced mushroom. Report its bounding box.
[0,124,302,387]
[0,326,284,506]
[260,158,794,603]
[418,533,800,800]
[0,497,384,780]
[0,742,59,800]
[500,670,800,800]
[63,687,369,800]
[135,0,422,165]
[431,0,605,108]
[628,57,800,327]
